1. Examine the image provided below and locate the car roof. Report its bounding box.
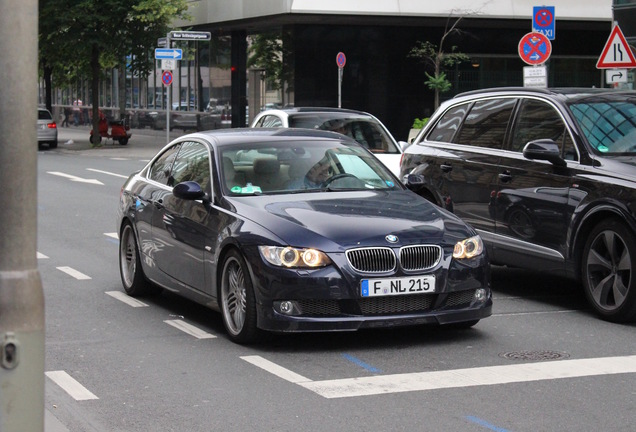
[180,127,357,146]
[453,87,636,103]
[259,107,374,117]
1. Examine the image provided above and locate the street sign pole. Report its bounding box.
[166,33,171,144]
[336,52,346,108]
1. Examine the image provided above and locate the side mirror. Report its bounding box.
[397,140,410,151]
[173,181,206,200]
[522,139,567,167]
[405,174,425,190]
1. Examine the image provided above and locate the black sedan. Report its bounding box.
[117,128,491,343]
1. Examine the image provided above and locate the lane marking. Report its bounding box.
[105,291,148,307]
[47,171,104,185]
[241,355,311,383]
[37,252,49,259]
[243,354,636,399]
[56,266,91,280]
[86,168,129,179]
[466,416,511,432]
[342,353,382,373]
[45,371,99,401]
[164,319,216,339]
[104,232,119,240]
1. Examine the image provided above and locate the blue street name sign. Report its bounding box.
[532,6,555,40]
[155,48,183,60]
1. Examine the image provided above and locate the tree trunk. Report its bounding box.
[43,63,53,112]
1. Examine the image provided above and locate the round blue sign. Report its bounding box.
[336,52,346,68]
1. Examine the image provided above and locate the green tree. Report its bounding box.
[408,14,470,109]
[39,0,190,144]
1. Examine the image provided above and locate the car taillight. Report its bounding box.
[47,122,57,129]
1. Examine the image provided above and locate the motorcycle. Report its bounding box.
[90,110,132,145]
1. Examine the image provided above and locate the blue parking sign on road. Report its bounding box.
[533,6,555,40]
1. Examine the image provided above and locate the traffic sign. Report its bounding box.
[596,24,636,69]
[518,32,552,65]
[336,52,346,68]
[161,59,176,70]
[606,69,629,84]
[523,65,547,88]
[533,6,555,40]
[170,31,211,41]
[162,70,173,86]
[155,48,182,60]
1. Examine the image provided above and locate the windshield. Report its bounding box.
[220,140,400,195]
[569,97,636,154]
[287,114,400,155]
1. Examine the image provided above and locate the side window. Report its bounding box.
[426,103,469,143]
[262,115,283,127]
[148,144,180,185]
[455,98,517,149]
[170,141,211,190]
[511,99,576,160]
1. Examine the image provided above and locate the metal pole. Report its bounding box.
[338,68,342,108]
[0,0,45,430]
[166,34,171,144]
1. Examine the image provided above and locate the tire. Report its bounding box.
[119,138,129,145]
[49,140,58,149]
[582,218,636,322]
[220,249,259,344]
[119,223,155,296]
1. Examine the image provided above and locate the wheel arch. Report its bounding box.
[571,204,636,280]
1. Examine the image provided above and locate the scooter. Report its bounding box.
[90,110,132,145]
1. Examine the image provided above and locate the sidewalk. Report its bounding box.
[56,125,185,157]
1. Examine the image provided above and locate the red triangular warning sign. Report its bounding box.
[597,24,636,69]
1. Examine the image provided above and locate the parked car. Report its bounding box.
[137,110,166,130]
[251,107,408,177]
[117,128,492,343]
[37,108,58,149]
[401,87,636,323]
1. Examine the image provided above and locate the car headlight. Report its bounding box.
[453,235,484,259]
[258,246,331,268]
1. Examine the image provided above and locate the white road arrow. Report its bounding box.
[47,171,104,185]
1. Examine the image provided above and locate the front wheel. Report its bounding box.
[119,137,129,145]
[220,249,259,344]
[582,218,636,322]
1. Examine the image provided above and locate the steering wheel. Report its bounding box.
[322,173,360,187]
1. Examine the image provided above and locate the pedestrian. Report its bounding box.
[62,107,70,127]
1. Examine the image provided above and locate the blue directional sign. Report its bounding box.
[154,48,182,60]
[533,6,555,40]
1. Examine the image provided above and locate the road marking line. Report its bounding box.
[86,168,129,179]
[104,232,119,239]
[56,266,91,280]
[164,319,216,339]
[105,291,148,307]
[241,355,311,383]
[45,371,99,401]
[244,354,636,399]
[37,252,49,259]
[47,171,104,185]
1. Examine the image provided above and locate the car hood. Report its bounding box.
[593,155,636,183]
[227,190,471,251]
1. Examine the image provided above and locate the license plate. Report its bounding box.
[361,275,435,297]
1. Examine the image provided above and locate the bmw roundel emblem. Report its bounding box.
[386,234,398,243]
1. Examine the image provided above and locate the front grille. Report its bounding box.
[399,245,442,271]
[346,247,396,273]
[445,289,476,307]
[296,299,342,316]
[359,294,433,314]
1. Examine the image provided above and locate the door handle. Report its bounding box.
[440,164,452,173]
[153,199,164,209]
[498,172,512,183]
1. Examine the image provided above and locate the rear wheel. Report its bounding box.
[220,249,259,344]
[119,223,155,296]
[119,137,129,145]
[582,218,636,322]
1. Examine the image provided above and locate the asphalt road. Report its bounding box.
[38,126,636,432]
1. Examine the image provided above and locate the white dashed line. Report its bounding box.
[45,371,98,401]
[56,266,91,280]
[105,291,148,307]
[164,319,216,339]
[86,168,129,179]
[37,252,49,259]
[104,232,119,239]
[243,354,636,399]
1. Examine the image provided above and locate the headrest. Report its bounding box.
[288,161,310,179]
[222,156,235,178]
[253,158,280,175]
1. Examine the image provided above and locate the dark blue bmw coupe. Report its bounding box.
[117,128,492,343]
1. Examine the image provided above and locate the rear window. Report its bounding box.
[38,109,52,120]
